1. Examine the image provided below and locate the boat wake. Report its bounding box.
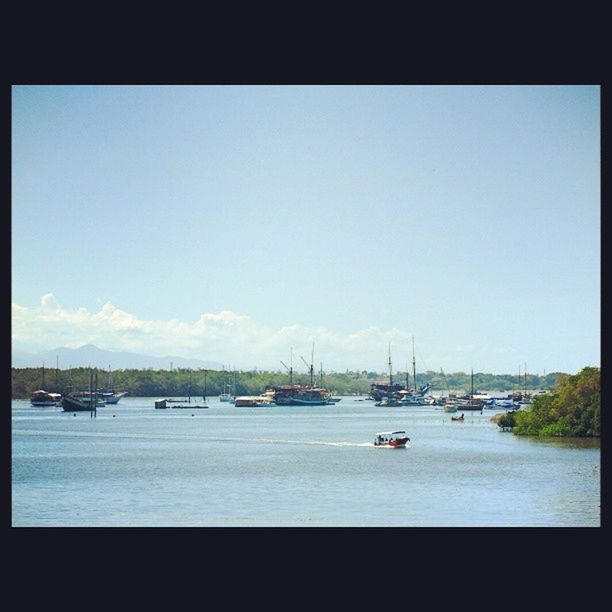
[13,429,386,447]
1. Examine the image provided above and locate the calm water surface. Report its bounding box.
[11,396,601,527]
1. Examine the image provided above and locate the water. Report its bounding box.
[11,396,600,527]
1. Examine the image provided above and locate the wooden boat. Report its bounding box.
[155,398,207,409]
[62,393,100,412]
[400,336,431,405]
[71,391,106,406]
[456,370,485,410]
[30,363,61,406]
[234,394,276,407]
[373,431,410,447]
[375,396,401,407]
[31,389,62,406]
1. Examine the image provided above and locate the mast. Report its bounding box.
[311,342,315,387]
[320,362,323,387]
[388,342,393,387]
[89,369,94,410]
[203,370,207,401]
[412,336,417,393]
[281,348,294,385]
[471,368,474,396]
[42,361,45,389]
[301,342,315,387]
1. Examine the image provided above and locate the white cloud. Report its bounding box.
[11,295,526,372]
[12,296,410,370]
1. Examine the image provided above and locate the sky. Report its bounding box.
[11,85,600,375]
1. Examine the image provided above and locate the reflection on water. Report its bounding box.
[517,435,601,450]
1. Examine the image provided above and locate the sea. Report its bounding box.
[11,395,601,527]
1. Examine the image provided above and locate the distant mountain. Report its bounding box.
[11,344,223,371]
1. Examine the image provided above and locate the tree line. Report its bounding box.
[496,366,600,437]
[11,366,566,399]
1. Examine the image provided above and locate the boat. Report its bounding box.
[375,396,401,407]
[234,394,276,407]
[70,391,106,406]
[71,391,106,406]
[484,397,514,409]
[101,391,127,404]
[451,413,465,421]
[371,343,406,404]
[99,367,127,404]
[62,393,102,412]
[219,370,236,402]
[289,387,330,405]
[30,389,62,406]
[443,400,458,413]
[399,337,432,406]
[369,382,405,401]
[398,388,430,406]
[30,363,62,406]
[156,369,208,408]
[273,347,332,406]
[154,398,208,409]
[62,370,103,413]
[373,431,410,447]
[455,369,485,410]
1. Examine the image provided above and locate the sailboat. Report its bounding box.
[62,369,103,413]
[375,343,401,406]
[30,362,62,406]
[273,345,331,406]
[456,369,484,410]
[399,337,430,406]
[219,370,234,402]
[99,366,127,404]
[438,368,458,412]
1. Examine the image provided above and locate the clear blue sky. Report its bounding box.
[11,85,600,374]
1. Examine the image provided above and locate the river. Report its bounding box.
[11,396,600,527]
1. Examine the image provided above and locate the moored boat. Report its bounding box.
[443,400,458,413]
[375,396,401,407]
[62,393,101,412]
[31,389,62,406]
[30,363,62,406]
[234,394,276,407]
[101,391,128,404]
[100,368,127,404]
[272,384,330,406]
[456,370,485,410]
[289,387,330,405]
[71,391,106,406]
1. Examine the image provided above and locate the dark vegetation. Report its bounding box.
[12,366,566,399]
[495,367,600,438]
